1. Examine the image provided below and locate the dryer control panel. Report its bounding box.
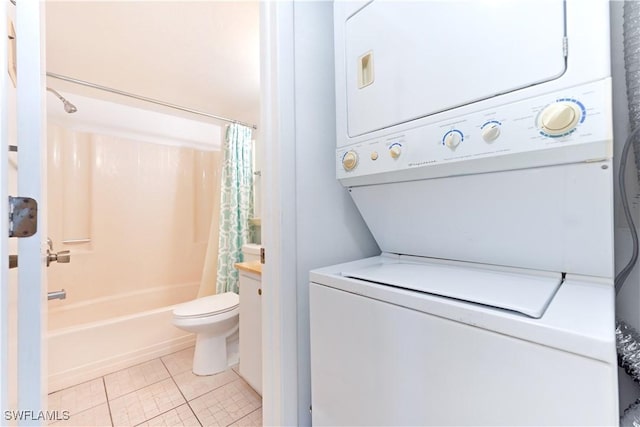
[337,79,612,186]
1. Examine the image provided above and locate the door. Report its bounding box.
[343,0,566,137]
[1,1,47,424]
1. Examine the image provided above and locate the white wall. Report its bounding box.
[612,0,640,411]
[260,1,379,425]
[292,2,380,425]
[46,1,260,128]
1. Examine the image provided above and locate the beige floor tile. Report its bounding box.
[136,404,200,427]
[105,359,170,400]
[189,379,261,427]
[48,378,107,416]
[160,347,195,377]
[228,407,262,427]
[50,403,112,427]
[109,378,185,427]
[172,368,238,401]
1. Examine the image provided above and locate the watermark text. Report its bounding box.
[4,410,70,422]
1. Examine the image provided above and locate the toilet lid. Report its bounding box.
[173,292,239,318]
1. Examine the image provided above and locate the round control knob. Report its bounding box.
[371,151,379,161]
[538,102,581,136]
[444,131,462,149]
[481,123,501,142]
[389,145,402,159]
[342,151,358,171]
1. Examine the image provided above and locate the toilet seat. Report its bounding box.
[173,292,239,319]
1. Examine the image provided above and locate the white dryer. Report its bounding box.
[310,0,618,425]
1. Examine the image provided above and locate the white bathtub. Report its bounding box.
[48,282,199,392]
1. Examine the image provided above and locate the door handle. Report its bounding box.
[46,238,71,267]
[9,255,17,269]
[47,250,70,266]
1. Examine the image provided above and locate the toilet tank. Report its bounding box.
[242,244,261,262]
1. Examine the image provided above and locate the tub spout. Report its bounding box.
[48,289,66,301]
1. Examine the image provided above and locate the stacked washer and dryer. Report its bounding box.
[309,1,618,425]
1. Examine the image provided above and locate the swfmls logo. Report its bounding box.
[4,410,70,421]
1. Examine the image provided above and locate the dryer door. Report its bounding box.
[344,0,566,137]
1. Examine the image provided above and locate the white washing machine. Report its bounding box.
[310,0,618,425]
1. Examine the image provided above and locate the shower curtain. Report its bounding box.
[196,151,223,298]
[215,123,254,294]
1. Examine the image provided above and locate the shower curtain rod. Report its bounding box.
[46,72,258,130]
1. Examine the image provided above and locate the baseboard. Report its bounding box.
[48,335,196,393]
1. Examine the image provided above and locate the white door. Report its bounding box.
[343,0,566,137]
[1,1,47,424]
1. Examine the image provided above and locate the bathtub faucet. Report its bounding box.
[47,289,66,301]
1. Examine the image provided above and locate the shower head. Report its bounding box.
[46,87,77,114]
[63,100,77,114]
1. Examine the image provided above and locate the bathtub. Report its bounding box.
[48,282,199,392]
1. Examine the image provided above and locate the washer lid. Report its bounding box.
[173,292,239,318]
[342,262,562,319]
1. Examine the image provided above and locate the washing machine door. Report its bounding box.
[343,0,566,137]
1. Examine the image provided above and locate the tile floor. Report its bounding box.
[48,346,262,427]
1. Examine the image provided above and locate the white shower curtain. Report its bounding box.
[197,150,223,298]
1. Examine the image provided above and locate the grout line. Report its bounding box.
[105,359,172,401]
[59,403,107,423]
[50,402,110,426]
[103,374,111,402]
[161,350,195,378]
[52,350,196,426]
[48,378,111,423]
[185,399,204,427]
[107,375,171,403]
[50,349,189,397]
[103,377,115,427]
[237,376,261,398]
[180,372,240,403]
[225,406,262,427]
[101,353,177,394]
[48,375,105,396]
[112,375,184,427]
[131,404,194,427]
[160,356,203,427]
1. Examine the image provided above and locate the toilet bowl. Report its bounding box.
[172,292,239,376]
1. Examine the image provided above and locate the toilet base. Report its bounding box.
[192,326,239,376]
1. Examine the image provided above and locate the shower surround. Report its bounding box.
[45,94,222,391]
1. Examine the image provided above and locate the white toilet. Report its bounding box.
[172,292,239,376]
[242,243,261,262]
